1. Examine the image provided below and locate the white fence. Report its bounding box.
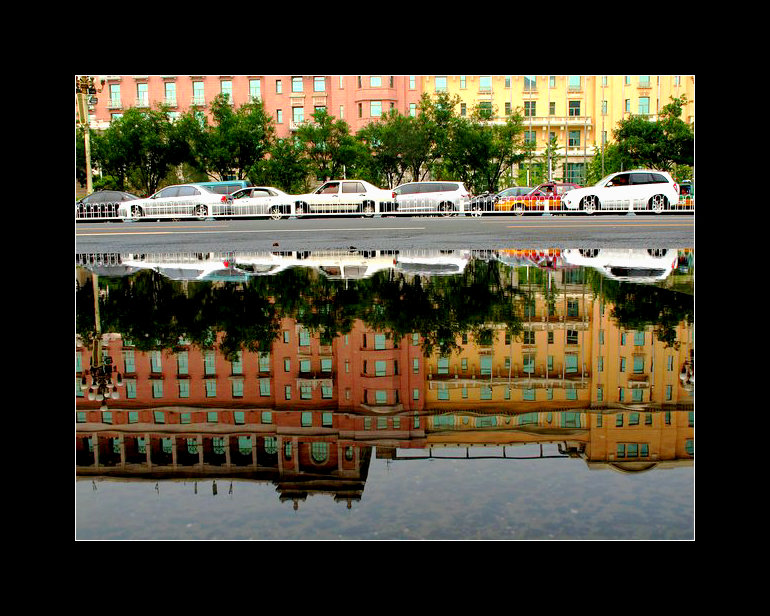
[75,195,695,222]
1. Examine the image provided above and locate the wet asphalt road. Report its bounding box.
[75,213,695,254]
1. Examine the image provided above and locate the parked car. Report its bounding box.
[560,170,679,214]
[230,186,293,219]
[467,186,532,214]
[392,181,470,215]
[561,248,678,283]
[494,181,581,214]
[192,180,252,196]
[293,180,394,216]
[76,190,140,219]
[117,184,233,220]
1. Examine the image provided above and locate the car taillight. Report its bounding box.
[392,192,396,198]
[221,195,228,202]
[673,182,679,194]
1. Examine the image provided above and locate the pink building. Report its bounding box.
[89,75,425,138]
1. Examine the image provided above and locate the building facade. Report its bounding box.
[84,75,694,181]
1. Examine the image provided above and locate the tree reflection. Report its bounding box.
[75,257,693,359]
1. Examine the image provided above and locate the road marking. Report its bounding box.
[504,222,692,229]
[76,225,427,236]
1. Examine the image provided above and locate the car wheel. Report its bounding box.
[581,195,599,214]
[578,249,600,258]
[647,249,668,257]
[513,202,525,216]
[361,202,375,217]
[295,203,306,217]
[469,204,483,217]
[439,202,455,217]
[269,206,283,220]
[649,194,667,213]
[194,204,208,220]
[130,205,144,221]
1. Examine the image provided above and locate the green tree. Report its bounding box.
[443,106,529,194]
[252,137,311,193]
[294,109,363,180]
[611,96,694,171]
[178,94,275,181]
[91,106,189,195]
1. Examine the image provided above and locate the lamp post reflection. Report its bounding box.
[81,272,123,409]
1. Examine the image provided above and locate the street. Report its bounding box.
[75,214,695,254]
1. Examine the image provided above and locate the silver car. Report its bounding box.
[230,186,293,219]
[393,181,470,215]
[118,184,231,221]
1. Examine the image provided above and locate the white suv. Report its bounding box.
[293,179,395,216]
[393,181,470,215]
[561,170,679,214]
[118,184,232,221]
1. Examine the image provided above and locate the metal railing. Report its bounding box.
[75,194,694,222]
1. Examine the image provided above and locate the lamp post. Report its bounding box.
[75,76,98,194]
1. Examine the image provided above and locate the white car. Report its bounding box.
[118,184,232,221]
[293,179,395,216]
[561,248,678,283]
[561,170,679,214]
[229,186,293,219]
[393,181,471,215]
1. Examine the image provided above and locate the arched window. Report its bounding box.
[311,442,329,464]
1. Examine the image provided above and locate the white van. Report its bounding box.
[393,181,470,215]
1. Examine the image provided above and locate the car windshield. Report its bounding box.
[595,173,617,187]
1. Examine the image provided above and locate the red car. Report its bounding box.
[495,181,581,214]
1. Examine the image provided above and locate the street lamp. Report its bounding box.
[75,76,100,194]
[81,353,123,410]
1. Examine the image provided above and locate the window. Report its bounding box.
[370,101,382,117]
[314,76,325,92]
[205,380,216,398]
[204,350,216,375]
[638,96,650,115]
[375,360,387,376]
[569,100,581,116]
[292,106,304,124]
[524,75,536,90]
[249,79,261,100]
[178,380,189,398]
[370,76,381,87]
[524,101,536,116]
[275,79,282,94]
[479,76,491,91]
[164,82,176,106]
[437,357,449,375]
[176,351,187,375]
[192,81,205,105]
[109,84,121,107]
[259,378,270,396]
[568,130,580,147]
[137,82,148,107]
[435,76,447,92]
[220,80,232,102]
[568,75,581,90]
[291,77,303,92]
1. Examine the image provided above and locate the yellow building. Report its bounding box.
[421,75,695,184]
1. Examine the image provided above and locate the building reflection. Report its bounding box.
[75,248,694,508]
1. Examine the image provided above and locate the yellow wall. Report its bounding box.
[422,75,694,165]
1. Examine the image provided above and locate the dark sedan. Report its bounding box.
[76,190,140,220]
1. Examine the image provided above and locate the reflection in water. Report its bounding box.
[75,248,694,538]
